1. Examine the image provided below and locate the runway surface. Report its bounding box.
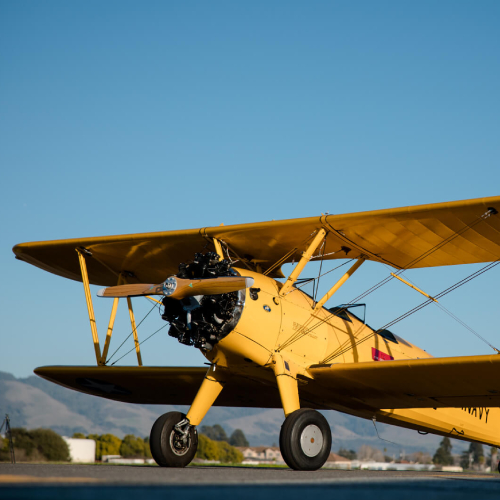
[0,464,499,499]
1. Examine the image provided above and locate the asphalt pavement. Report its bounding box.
[0,463,499,500]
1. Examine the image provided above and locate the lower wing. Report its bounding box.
[36,354,500,412]
[34,365,283,408]
[308,354,500,409]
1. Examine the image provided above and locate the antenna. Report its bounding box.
[0,414,15,463]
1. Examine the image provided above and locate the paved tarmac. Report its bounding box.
[0,464,499,500]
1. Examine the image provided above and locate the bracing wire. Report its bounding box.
[313,237,327,303]
[287,259,353,294]
[110,323,169,366]
[105,300,160,364]
[346,208,496,305]
[278,208,498,353]
[309,208,499,358]
[435,302,499,353]
[108,208,498,364]
[383,260,500,331]
[321,259,500,363]
[394,269,499,353]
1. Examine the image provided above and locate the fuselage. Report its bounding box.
[205,268,500,449]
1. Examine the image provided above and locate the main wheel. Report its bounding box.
[279,409,332,471]
[150,411,198,467]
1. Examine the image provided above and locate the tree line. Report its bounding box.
[0,428,70,462]
[0,424,248,463]
[433,437,498,470]
[72,432,152,460]
[74,424,248,462]
[336,438,498,471]
[7,425,494,470]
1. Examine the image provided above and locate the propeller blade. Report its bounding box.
[98,276,254,300]
[176,276,254,299]
[97,283,163,298]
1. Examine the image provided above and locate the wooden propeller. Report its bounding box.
[97,276,254,300]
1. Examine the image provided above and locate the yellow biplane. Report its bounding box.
[12,196,500,470]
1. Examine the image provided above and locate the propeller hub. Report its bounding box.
[162,277,177,296]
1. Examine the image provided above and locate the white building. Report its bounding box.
[323,453,354,469]
[238,448,357,468]
[63,437,96,463]
[358,461,438,471]
[237,446,284,463]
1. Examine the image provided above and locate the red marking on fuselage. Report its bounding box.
[372,347,394,361]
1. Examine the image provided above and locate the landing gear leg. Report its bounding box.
[150,365,225,467]
[279,409,332,471]
[272,354,331,470]
[185,365,225,426]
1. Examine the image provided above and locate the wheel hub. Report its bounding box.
[170,430,191,456]
[170,417,192,456]
[299,424,323,457]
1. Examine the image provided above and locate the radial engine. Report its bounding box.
[160,252,245,351]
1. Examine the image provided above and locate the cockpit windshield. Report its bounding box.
[328,303,366,324]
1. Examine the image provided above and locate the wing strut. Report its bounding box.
[213,238,225,260]
[313,257,365,312]
[76,248,103,365]
[126,297,143,366]
[390,273,438,302]
[280,229,327,296]
[76,248,144,367]
[101,274,122,363]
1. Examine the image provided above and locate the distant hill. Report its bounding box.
[0,371,467,455]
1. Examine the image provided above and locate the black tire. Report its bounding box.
[150,411,198,467]
[279,408,332,471]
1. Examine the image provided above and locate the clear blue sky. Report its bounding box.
[1,0,499,378]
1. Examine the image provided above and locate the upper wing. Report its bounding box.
[14,196,500,286]
[308,354,500,410]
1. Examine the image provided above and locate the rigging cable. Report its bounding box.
[313,237,327,303]
[105,300,160,364]
[277,261,359,350]
[395,270,499,353]
[321,259,500,363]
[283,258,353,296]
[435,301,499,353]
[347,207,497,305]
[278,208,497,351]
[110,322,169,366]
[277,260,354,351]
[382,260,500,331]
[264,229,328,277]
